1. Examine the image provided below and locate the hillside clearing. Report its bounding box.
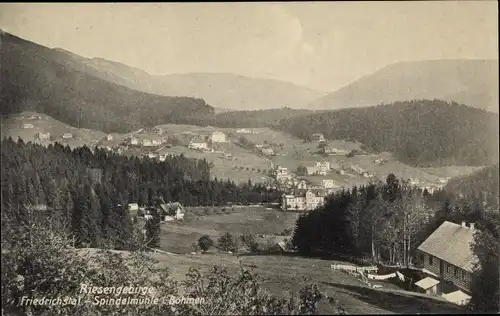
[160,206,298,254]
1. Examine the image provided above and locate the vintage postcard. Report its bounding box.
[0,2,498,315]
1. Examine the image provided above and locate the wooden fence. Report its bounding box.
[330,263,378,273]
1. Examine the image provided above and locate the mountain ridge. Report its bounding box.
[51,45,326,110]
[309,59,499,113]
[0,31,214,133]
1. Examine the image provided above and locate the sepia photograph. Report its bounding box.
[0,2,498,315]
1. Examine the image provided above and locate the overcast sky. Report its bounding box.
[0,2,497,91]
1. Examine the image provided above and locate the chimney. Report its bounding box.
[461,221,467,228]
[470,223,475,230]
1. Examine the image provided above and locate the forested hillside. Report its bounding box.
[0,32,215,133]
[0,138,280,249]
[214,107,316,128]
[279,100,499,167]
[444,164,499,209]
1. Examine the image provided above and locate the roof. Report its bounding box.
[441,290,471,304]
[160,203,184,214]
[417,221,478,272]
[415,277,440,290]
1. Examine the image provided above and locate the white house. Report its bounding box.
[106,134,114,141]
[61,133,73,139]
[210,131,227,143]
[323,147,349,155]
[312,133,325,142]
[314,161,331,173]
[261,148,275,156]
[22,123,34,129]
[321,179,337,189]
[275,165,291,181]
[151,139,162,146]
[129,137,139,145]
[282,190,326,211]
[36,132,51,140]
[236,128,252,134]
[141,139,153,147]
[189,139,208,150]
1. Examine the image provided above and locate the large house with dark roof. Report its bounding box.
[416,221,478,304]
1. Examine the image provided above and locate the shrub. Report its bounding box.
[218,233,238,252]
[198,235,214,253]
[179,266,329,315]
[240,233,259,253]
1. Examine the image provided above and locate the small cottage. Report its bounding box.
[160,202,185,221]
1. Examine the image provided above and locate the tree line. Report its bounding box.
[1,137,281,250]
[291,173,499,312]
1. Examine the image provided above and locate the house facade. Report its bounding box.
[189,140,208,150]
[323,147,349,155]
[36,132,50,140]
[129,137,139,145]
[22,123,34,129]
[210,131,226,143]
[261,148,275,156]
[314,161,330,173]
[321,179,338,189]
[416,221,478,301]
[281,190,325,211]
[62,133,73,139]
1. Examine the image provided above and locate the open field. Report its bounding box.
[157,143,272,184]
[156,205,467,314]
[160,206,299,254]
[148,251,467,314]
[420,166,485,178]
[1,112,106,148]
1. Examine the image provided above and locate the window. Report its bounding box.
[454,266,458,277]
[446,264,450,273]
[429,255,433,265]
[462,270,466,281]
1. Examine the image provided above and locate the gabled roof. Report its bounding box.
[415,276,440,290]
[417,221,478,272]
[441,290,471,304]
[160,202,185,215]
